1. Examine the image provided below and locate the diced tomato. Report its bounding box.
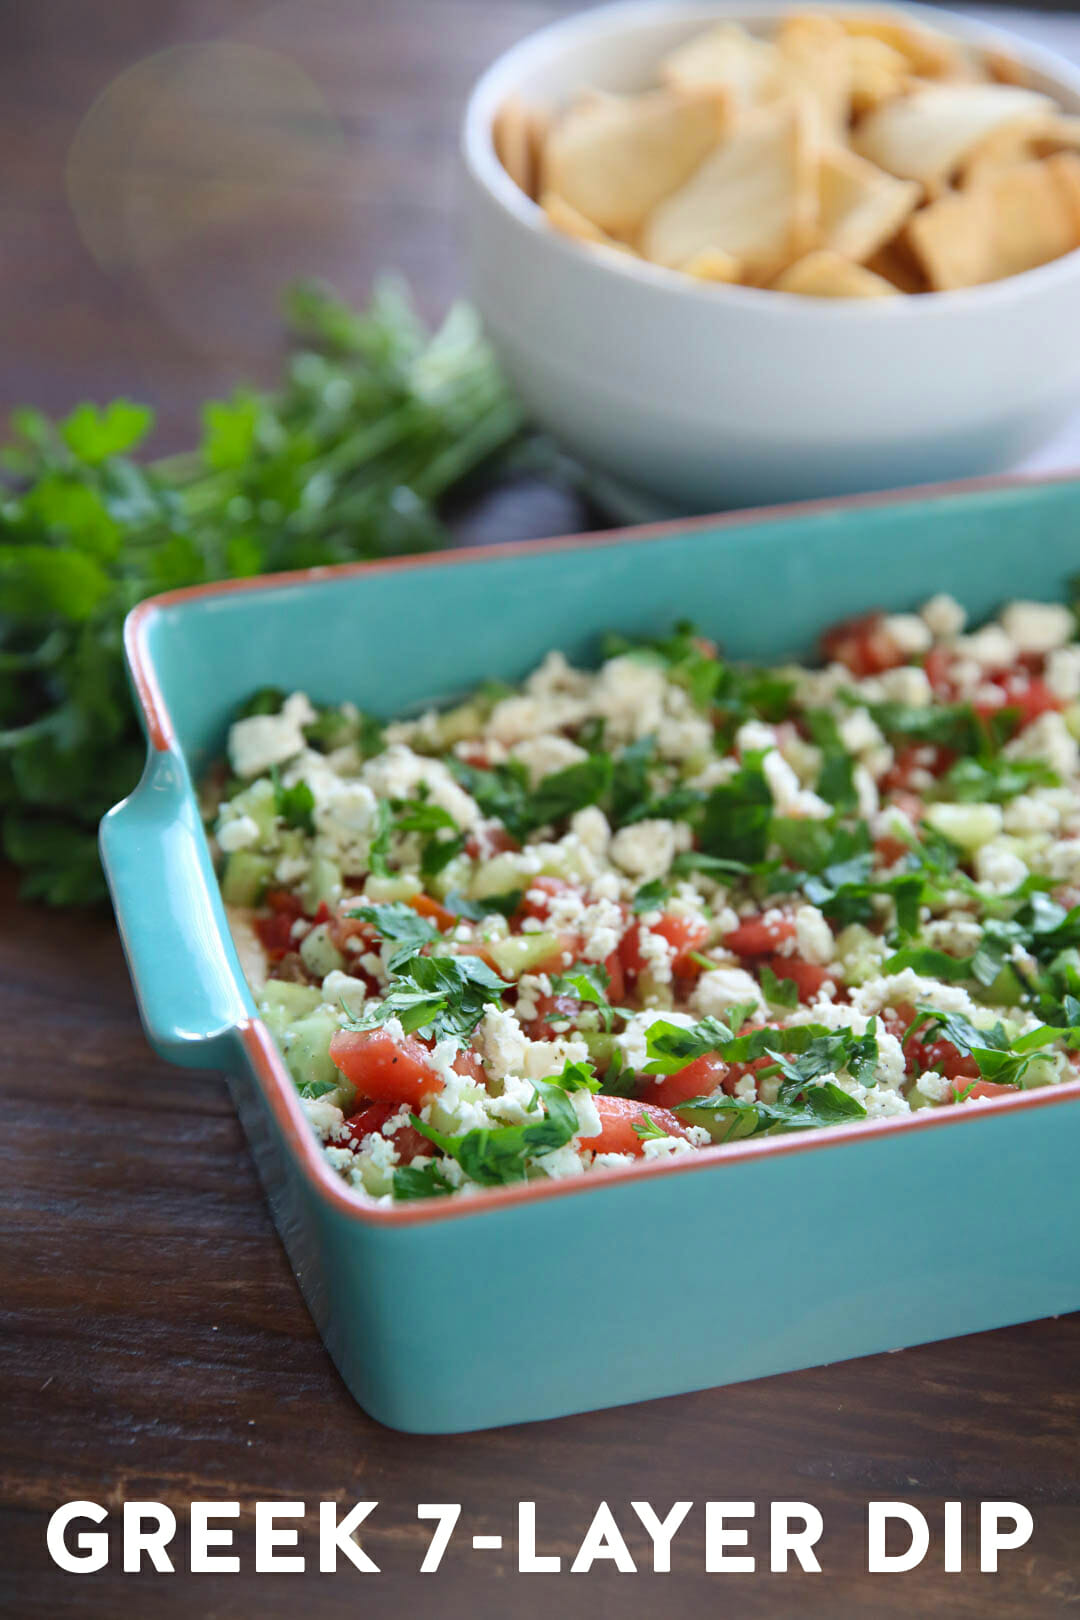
[619,912,709,981]
[408,892,457,931]
[724,911,797,957]
[523,991,581,1029]
[328,1028,443,1107]
[923,644,955,698]
[341,1099,430,1161]
[265,888,305,918]
[886,1005,980,1084]
[875,834,912,866]
[255,910,302,958]
[464,822,520,859]
[822,612,905,677]
[767,953,831,1002]
[451,1049,486,1085]
[658,913,710,974]
[916,1038,980,1083]
[517,875,580,923]
[649,1052,728,1109]
[327,909,377,954]
[603,950,626,1006]
[882,744,954,793]
[951,1079,1017,1103]
[974,673,1063,729]
[578,1094,691,1157]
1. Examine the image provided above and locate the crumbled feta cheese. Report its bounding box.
[974,839,1028,894]
[510,733,588,786]
[320,969,369,1019]
[362,744,480,829]
[228,692,315,779]
[570,805,611,857]
[852,970,978,1021]
[521,1035,590,1080]
[580,897,625,964]
[637,925,675,985]
[641,1134,696,1159]
[883,613,932,656]
[690,967,765,1018]
[999,601,1075,656]
[736,719,778,755]
[525,649,591,700]
[217,814,260,853]
[486,691,588,744]
[920,593,966,639]
[763,750,831,820]
[300,1096,345,1140]
[591,655,667,742]
[617,1009,697,1072]
[609,819,687,882]
[1046,644,1080,701]
[571,1087,602,1141]
[1005,711,1079,779]
[875,664,933,707]
[839,708,885,757]
[478,1006,529,1081]
[1003,791,1061,836]
[532,1143,588,1178]
[956,624,1015,669]
[914,1070,953,1105]
[794,905,834,966]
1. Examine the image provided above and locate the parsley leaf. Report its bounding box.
[367,799,393,877]
[392,1161,454,1200]
[760,962,799,1010]
[548,961,621,1031]
[347,952,507,1047]
[271,769,315,834]
[410,1060,598,1186]
[632,1111,670,1142]
[1,278,529,907]
[445,888,523,921]
[348,901,441,969]
[632,878,670,913]
[528,754,612,828]
[940,756,1059,804]
[698,753,773,864]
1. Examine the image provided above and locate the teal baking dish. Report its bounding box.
[101,473,1080,1433]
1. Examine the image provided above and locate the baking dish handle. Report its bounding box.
[100,748,252,1068]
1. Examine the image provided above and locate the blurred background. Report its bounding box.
[6,0,1080,456]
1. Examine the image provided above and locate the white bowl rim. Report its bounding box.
[462,0,1080,319]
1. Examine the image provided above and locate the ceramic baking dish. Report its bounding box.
[101,473,1080,1433]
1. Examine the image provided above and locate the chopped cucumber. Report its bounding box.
[276,1008,344,1099]
[635,969,674,1011]
[834,923,887,986]
[299,922,345,980]
[677,1103,761,1144]
[486,932,563,979]
[302,851,342,912]
[924,802,1003,852]
[221,851,274,907]
[364,871,422,903]
[470,852,529,900]
[260,980,323,1021]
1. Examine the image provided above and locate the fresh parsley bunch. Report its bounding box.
[0,279,528,906]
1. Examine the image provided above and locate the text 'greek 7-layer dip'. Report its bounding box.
[204,593,1080,1202]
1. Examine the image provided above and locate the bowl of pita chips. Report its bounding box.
[462,1,1080,509]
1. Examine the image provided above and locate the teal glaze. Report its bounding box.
[102,475,1080,1432]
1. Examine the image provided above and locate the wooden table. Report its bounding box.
[3,4,1080,1615]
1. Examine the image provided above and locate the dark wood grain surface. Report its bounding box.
[3,4,1080,1616]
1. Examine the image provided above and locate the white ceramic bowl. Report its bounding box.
[462,0,1080,510]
